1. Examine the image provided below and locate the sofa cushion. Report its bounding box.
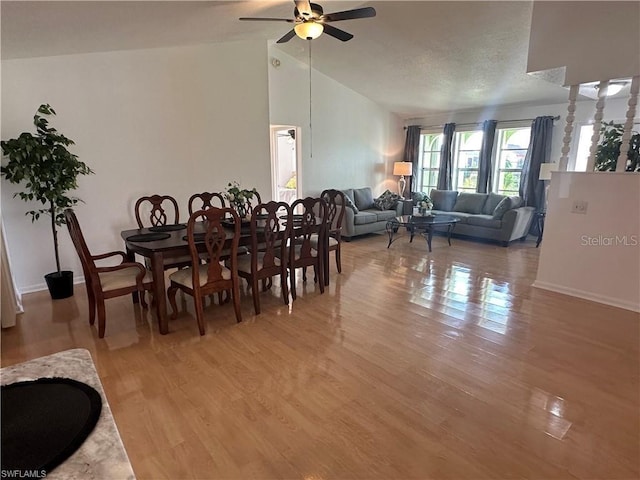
[373,189,400,210]
[353,211,378,225]
[375,209,398,222]
[492,197,513,219]
[353,187,374,210]
[467,215,503,229]
[509,196,523,208]
[453,193,488,214]
[483,192,506,215]
[430,189,459,211]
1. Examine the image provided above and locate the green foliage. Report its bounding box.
[223,181,257,206]
[594,121,640,172]
[1,104,94,272]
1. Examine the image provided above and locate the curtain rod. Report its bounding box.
[405,115,560,130]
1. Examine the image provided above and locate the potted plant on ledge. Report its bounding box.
[1,104,93,299]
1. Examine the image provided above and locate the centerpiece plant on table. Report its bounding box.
[224,181,258,220]
[413,191,433,215]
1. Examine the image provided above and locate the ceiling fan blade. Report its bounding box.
[323,7,376,22]
[239,17,294,22]
[276,29,297,44]
[294,0,313,18]
[322,24,354,42]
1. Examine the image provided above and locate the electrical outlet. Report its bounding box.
[571,200,588,214]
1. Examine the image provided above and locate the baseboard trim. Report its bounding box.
[533,281,640,313]
[21,275,86,295]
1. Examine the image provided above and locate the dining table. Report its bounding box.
[121,217,329,335]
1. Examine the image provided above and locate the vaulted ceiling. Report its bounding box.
[1,1,579,118]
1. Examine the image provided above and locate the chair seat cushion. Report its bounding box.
[310,234,338,248]
[275,244,318,260]
[99,267,153,291]
[237,252,281,273]
[169,264,231,289]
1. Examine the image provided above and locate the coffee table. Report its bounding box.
[386,214,460,252]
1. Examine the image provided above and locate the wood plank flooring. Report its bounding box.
[2,233,638,479]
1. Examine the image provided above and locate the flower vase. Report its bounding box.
[418,207,426,216]
[235,203,248,220]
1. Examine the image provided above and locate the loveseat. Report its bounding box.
[426,189,535,246]
[338,187,404,239]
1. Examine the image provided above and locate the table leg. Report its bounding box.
[536,215,545,248]
[447,224,453,246]
[426,227,433,252]
[150,251,169,335]
[386,221,397,248]
[125,247,139,304]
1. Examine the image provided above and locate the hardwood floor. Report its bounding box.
[2,234,639,479]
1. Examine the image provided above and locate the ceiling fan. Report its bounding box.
[239,0,376,43]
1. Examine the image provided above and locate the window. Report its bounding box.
[452,131,483,192]
[416,125,531,196]
[494,127,530,195]
[417,133,442,194]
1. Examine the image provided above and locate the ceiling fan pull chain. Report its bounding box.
[309,39,313,159]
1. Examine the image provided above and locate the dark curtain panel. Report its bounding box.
[403,125,421,194]
[519,116,555,211]
[437,123,456,190]
[477,120,497,193]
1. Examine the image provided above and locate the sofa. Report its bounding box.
[426,189,535,246]
[338,187,404,239]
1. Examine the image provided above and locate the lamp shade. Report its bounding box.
[539,163,556,181]
[393,162,413,176]
[294,21,324,40]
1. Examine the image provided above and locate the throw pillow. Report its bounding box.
[492,197,513,219]
[343,193,359,214]
[373,189,400,210]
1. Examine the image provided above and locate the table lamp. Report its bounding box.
[393,162,412,198]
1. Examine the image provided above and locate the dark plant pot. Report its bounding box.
[44,271,74,300]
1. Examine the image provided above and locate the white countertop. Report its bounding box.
[1,348,136,479]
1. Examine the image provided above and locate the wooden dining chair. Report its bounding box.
[167,207,242,335]
[188,192,226,215]
[64,209,154,338]
[134,194,191,269]
[313,189,346,275]
[287,197,328,300]
[237,201,292,314]
[134,194,180,228]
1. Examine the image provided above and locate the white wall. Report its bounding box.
[535,172,640,312]
[2,40,272,292]
[527,1,640,85]
[268,47,404,197]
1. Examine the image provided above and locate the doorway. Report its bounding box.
[271,126,300,205]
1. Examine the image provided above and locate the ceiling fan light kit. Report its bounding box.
[294,21,324,40]
[239,0,376,43]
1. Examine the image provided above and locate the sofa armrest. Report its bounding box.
[501,206,535,241]
[343,206,356,237]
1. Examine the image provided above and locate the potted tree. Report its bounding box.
[595,121,640,172]
[1,104,93,299]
